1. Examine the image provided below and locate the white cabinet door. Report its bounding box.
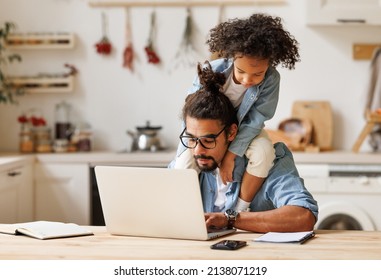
[17,164,34,222]
[307,0,381,25]
[34,163,90,225]
[0,169,18,223]
[0,165,34,223]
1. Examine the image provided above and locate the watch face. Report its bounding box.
[226,209,237,218]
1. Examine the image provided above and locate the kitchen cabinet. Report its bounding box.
[0,163,34,223]
[34,163,90,225]
[306,0,381,26]
[34,151,175,226]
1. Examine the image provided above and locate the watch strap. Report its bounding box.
[225,209,239,229]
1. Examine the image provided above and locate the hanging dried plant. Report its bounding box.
[95,12,112,55]
[123,42,134,69]
[144,10,160,64]
[123,8,134,71]
[172,8,202,69]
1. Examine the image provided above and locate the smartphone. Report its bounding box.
[210,240,247,250]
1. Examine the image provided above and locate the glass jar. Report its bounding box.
[71,122,92,152]
[55,101,71,140]
[19,126,34,153]
[77,131,92,152]
[53,139,69,153]
[34,126,52,153]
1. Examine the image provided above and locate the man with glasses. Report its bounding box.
[169,62,318,233]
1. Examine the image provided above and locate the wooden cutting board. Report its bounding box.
[291,101,333,151]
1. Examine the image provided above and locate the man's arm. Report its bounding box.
[205,205,316,233]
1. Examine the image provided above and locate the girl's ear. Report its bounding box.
[227,124,238,141]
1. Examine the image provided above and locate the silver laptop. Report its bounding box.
[94,166,236,240]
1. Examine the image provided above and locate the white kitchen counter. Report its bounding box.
[35,150,177,167]
[1,150,380,166]
[0,155,35,172]
[24,150,381,165]
[292,150,381,164]
[0,150,176,167]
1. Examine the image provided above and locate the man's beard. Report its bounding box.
[194,155,218,172]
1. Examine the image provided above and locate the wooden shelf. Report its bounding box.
[353,43,381,60]
[89,0,285,7]
[8,76,74,93]
[5,33,75,50]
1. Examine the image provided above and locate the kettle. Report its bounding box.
[127,121,163,152]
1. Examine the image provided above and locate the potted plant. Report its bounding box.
[0,22,24,104]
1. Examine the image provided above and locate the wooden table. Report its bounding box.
[1,227,381,260]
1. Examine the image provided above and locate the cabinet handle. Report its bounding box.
[337,19,366,24]
[8,171,21,177]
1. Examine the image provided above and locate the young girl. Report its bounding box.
[175,13,300,212]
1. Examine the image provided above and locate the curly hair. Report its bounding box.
[207,13,300,70]
[182,61,238,128]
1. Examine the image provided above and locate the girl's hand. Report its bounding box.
[219,151,236,184]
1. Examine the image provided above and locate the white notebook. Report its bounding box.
[0,221,93,240]
[254,231,315,244]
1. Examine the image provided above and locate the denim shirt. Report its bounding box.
[187,58,280,157]
[197,142,319,219]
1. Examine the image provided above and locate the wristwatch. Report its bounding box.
[224,209,239,229]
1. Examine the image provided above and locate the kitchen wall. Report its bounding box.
[1,0,380,153]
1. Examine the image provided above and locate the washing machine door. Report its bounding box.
[316,202,376,230]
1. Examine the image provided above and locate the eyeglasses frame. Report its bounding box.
[179,125,227,149]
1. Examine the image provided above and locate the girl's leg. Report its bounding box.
[174,148,199,171]
[235,130,275,211]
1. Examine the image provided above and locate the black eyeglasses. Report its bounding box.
[179,126,227,149]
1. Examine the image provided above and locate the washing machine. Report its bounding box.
[297,163,381,230]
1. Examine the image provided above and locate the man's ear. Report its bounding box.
[227,124,238,141]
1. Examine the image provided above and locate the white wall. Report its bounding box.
[1,0,380,152]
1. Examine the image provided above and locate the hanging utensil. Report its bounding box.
[144,10,160,64]
[95,12,112,55]
[123,7,134,70]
